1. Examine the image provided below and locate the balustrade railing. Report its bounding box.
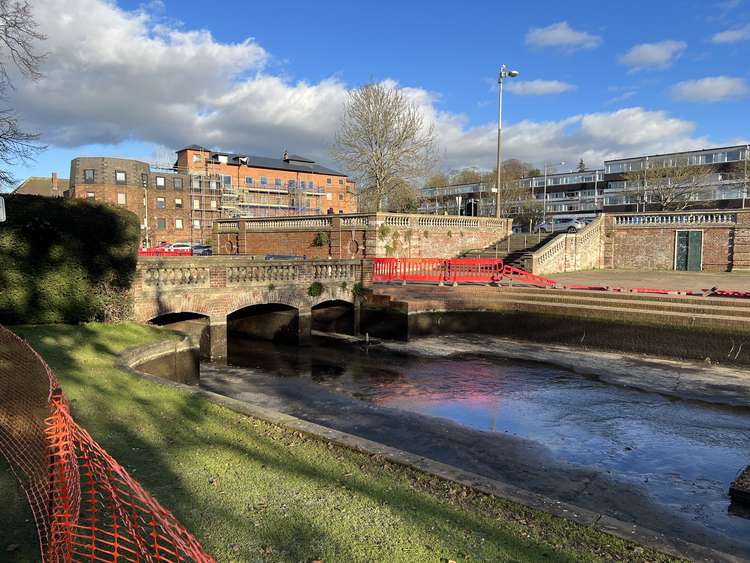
[137,258,363,290]
[613,212,737,226]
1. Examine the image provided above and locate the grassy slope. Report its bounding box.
[1,323,679,562]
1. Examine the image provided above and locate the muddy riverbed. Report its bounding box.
[200,335,750,557]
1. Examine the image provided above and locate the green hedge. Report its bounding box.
[0,195,140,324]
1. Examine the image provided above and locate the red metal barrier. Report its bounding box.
[501,264,556,287]
[371,258,555,287]
[138,248,193,257]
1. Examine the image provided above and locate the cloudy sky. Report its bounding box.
[7,0,750,182]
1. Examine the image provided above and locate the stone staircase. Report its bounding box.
[365,284,750,363]
[462,233,558,268]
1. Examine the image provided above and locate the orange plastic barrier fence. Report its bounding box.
[0,325,214,562]
[138,248,193,257]
[372,258,556,287]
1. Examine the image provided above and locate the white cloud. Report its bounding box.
[524,22,602,52]
[711,23,750,43]
[506,80,576,96]
[14,0,723,174]
[618,40,687,71]
[670,76,750,102]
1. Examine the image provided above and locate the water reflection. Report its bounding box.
[221,337,750,540]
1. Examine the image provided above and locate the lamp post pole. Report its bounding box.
[495,64,519,218]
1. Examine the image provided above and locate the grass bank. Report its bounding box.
[2,323,678,562]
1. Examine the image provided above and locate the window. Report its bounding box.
[222,175,232,187]
[193,199,200,210]
[192,154,201,163]
[287,179,295,188]
[115,171,127,184]
[209,180,218,190]
[210,200,217,209]
[260,176,268,185]
[245,176,254,186]
[117,192,127,205]
[155,176,166,188]
[338,193,344,200]
[174,178,183,190]
[175,198,183,208]
[326,177,332,185]
[300,180,306,189]
[338,179,344,185]
[175,218,183,230]
[83,169,95,183]
[275,177,283,187]
[326,193,332,201]
[309,180,315,189]
[141,173,148,187]
[157,218,166,230]
[193,219,201,229]
[156,197,166,209]
[191,177,201,190]
[727,150,743,162]
[86,192,95,200]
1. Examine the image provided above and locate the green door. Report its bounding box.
[675,231,702,271]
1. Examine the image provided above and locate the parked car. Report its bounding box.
[166,242,192,251]
[191,244,213,256]
[534,218,587,233]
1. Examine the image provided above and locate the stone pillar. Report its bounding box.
[732,210,750,271]
[353,300,362,335]
[298,308,312,346]
[208,316,227,359]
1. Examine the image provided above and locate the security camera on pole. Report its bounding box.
[495,64,519,218]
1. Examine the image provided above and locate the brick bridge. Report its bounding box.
[133,256,367,357]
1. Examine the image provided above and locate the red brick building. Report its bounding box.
[66,146,357,247]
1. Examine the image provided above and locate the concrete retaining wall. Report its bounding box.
[118,334,200,385]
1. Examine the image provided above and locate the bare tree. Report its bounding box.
[332,83,436,212]
[484,159,539,219]
[624,158,715,211]
[449,168,482,185]
[0,0,45,187]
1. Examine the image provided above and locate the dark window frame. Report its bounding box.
[174,177,183,190]
[83,169,95,183]
[115,171,127,185]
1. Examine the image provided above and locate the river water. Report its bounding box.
[201,336,750,557]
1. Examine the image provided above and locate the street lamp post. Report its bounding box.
[495,64,520,218]
[542,161,564,223]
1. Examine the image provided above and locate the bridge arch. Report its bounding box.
[227,302,302,352]
[311,299,355,335]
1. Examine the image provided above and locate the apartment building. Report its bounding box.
[175,145,356,218]
[67,146,357,246]
[420,143,749,221]
[419,182,494,216]
[601,144,748,212]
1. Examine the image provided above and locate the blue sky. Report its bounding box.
[7,0,750,185]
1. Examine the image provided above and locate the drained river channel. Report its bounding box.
[200,335,750,558]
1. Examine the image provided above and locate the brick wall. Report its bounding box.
[215,214,513,259]
[603,211,741,272]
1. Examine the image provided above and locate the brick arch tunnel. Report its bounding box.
[148,311,211,358]
[311,299,356,335]
[226,303,306,358]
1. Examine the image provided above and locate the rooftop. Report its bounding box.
[13,175,69,197]
[178,145,347,177]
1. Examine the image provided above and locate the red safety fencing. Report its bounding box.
[0,325,214,562]
[138,248,193,257]
[372,258,556,287]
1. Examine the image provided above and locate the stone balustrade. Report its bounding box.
[531,216,605,275]
[613,212,737,227]
[135,257,364,291]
